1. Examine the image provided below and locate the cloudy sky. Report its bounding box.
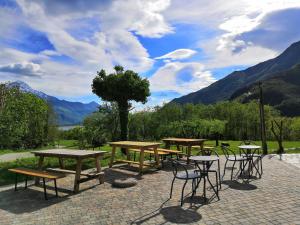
[0,0,300,106]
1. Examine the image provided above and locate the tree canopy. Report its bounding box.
[92,65,150,142]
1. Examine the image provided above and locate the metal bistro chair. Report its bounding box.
[240,140,263,175]
[169,159,202,206]
[221,144,247,180]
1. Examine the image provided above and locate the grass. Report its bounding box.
[0,139,300,186]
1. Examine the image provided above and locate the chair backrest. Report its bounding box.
[221,145,236,159]
[170,159,189,178]
[240,140,254,145]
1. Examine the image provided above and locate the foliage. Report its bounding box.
[92,65,150,142]
[0,84,57,149]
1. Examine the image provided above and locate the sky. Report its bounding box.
[0,0,300,107]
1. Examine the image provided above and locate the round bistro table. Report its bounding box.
[189,155,220,202]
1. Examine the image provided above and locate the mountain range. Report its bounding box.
[8,81,99,125]
[172,40,300,116]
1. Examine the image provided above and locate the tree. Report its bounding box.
[271,119,284,154]
[0,84,51,149]
[92,65,150,146]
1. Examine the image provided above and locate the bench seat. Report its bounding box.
[8,168,63,200]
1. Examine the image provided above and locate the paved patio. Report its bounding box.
[0,155,299,225]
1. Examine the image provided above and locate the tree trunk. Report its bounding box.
[271,120,284,154]
[215,133,219,146]
[118,102,129,154]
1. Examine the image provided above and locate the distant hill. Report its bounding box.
[171,41,300,113]
[8,81,99,125]
[231,64,300,116]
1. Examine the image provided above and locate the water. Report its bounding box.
[58,125,82,131]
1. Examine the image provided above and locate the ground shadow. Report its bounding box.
[0,186,69,214]
[222,180,257,191]
[131,200,202,225]
[160,206,202,224]
[103,166,144,185]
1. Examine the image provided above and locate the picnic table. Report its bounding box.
[31,149,106,193]
[162,138,206,163]
[109,141,161,174]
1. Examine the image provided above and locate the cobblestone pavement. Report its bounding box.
[272,154,300,168]
[0,156,299,225]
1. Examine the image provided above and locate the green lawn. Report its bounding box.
[0,139,300,186]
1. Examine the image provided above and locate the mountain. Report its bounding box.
[172,41,300,106]
[8,81,99,125]
[231,64,300,116]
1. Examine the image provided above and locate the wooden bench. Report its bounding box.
[128,148,183,167]
[8,168,64,200]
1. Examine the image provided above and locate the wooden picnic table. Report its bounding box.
[162,138,206,163]
[108,141,161,174]
[31,149,106,193]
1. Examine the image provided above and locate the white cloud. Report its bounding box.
[149,62,216,94]
[155,49,197,60]
[0,62,43,77]
[165,0,300,69]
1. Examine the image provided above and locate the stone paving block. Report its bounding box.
[0,156,299,224]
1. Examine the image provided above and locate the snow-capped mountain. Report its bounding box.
[8,81,99,125]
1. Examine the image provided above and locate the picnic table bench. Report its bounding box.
[31,149,106,193]
[9,168,64,200]
[109,141,161,174]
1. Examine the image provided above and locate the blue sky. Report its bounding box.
[0,0,300,107]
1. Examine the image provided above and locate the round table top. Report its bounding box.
[238,145,261,149]
[189,155,219,162]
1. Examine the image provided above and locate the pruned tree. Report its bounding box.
[271,119,284,154]
[92,65,150,151]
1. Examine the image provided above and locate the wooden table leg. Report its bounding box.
[59,158,65,169]
[95,156,104,184]
[139,148,145,174]
[153,146,160,168]
[109,146,116,168]
[201,142,204,150]
[74,159,82,193]
[126,147,131,166]
[165,141,170,149]
[35,156,44,185]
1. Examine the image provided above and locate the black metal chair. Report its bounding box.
[169,159,202,206]
[221,144,247,180]
[240,140,263,175]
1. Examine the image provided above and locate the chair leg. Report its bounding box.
[218,159,221,189]
[14,173,18,191]
[54,179,58,197]
[222,160,228,180]
[170,177,175,199]
[25,176,28,189]
[181,180,188,206]
[260,156,263,175]
[215,171,219,199]
[231,161,236,180]
[43,178,48,200]
[133,152,136,161]
[207,174,219,200]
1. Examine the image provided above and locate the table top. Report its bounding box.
[31,149,107,158]
[189,155,219,162]
[162,138,206,143]
[108,141,161,148]
[238,145,261,149]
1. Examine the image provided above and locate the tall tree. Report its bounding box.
[92,65,150,146]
